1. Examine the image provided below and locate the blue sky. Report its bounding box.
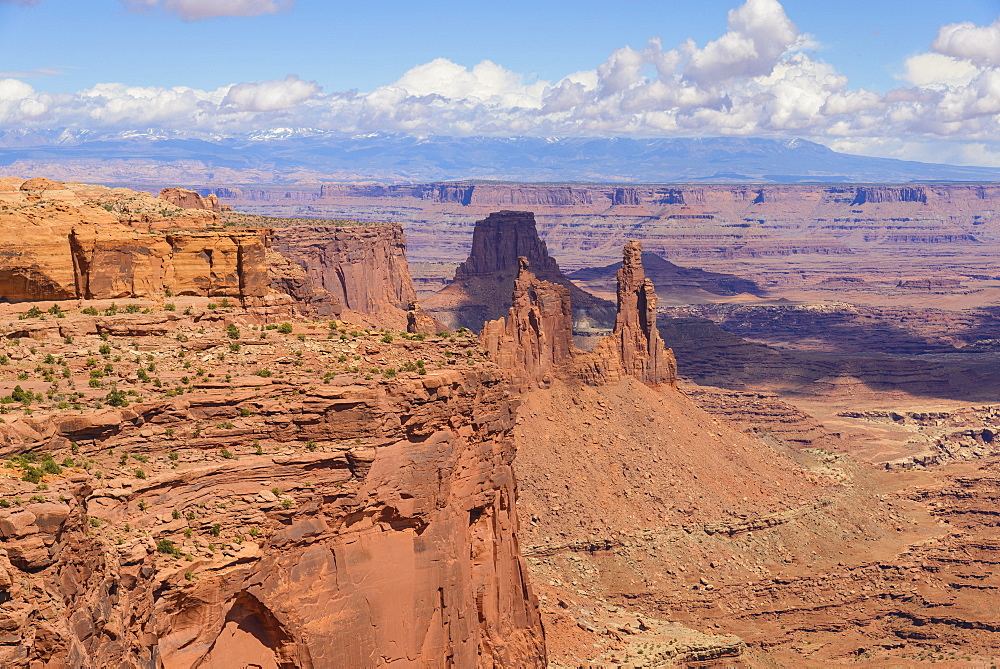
[0,0,998,165]
[1,0,996,94]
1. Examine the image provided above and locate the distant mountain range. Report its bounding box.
[0,130,997,184]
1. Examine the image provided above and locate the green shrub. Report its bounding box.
[277,322,293,334]
[156,539,181,556]
[105,387,129,407]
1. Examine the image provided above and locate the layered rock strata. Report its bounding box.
[0,311,546,667]
[272,225,431,331]
[0,179,274,302]
[480,258,576,390]
[422,211,615,331]
[276,181,1000,265]
[482,243,676,389]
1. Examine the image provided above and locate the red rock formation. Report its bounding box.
[272,224,425,330]
[423,211,615,331]
[159,186,231,212]
[266,248,343,317]
[0,315,546,667]
[576,242,677,387]
[302,181,1000,265]
[480,258,577,389]
[482,244,675,390]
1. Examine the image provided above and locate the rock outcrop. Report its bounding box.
[480,258,576,390]
[423,211,615,331]
[0,311,546,668]
[159,186,230,212]
[576,242,677,387]
[272,224,430,330]
[0,179,277,302]
[482,243,676,390]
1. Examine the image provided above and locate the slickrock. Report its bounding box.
[272,224,427,330]
[575,242,677,387]
[422,210,615,331]
[159,186,230,212]
[480,258,576,390]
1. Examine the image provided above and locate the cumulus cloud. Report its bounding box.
[931,18,1000,68]
[124,0,293,21]
[683,0,799,84]
[0,0,999,164]
[222,75,319,111]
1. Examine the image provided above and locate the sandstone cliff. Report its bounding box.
[272,224,432,331]
[0,179,277,302]
[0,311,546,667]
[296,181,1000,265]
[482,242,676,390]
[423,211,615,331]
[480,258,576,390]
[159,186,231,212]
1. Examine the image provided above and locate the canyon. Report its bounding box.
[0,176,998,668]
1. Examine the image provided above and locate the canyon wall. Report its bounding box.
[0,178,272,302]
[232,181,1000,266]
[0,312,546,667]
[271,224,424,331]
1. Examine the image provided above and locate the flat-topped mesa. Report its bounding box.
[481,258,577,390]
[158,186,231,212]
[423,210,615,331]
[576,241,677,387]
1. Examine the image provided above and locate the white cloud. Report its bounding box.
[931,19,1000,68]
[682,0,799,84]
[1,0,999,165]
[900,53,980,87]
[124,0,293,20]
[222,75,319,111]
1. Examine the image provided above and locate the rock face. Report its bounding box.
[282,181,1000,265]
[272,225,425,330]
[0,313,546,668]
[266,248,343,317]
[159,186,230,212]
[423,211,615,331]
[482,243,676,390]
[480,258,576,390]
[576,242,677,387]
[0,179,273,302]
[71,228,271,300]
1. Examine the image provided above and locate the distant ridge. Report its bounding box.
[0,132,998,184]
